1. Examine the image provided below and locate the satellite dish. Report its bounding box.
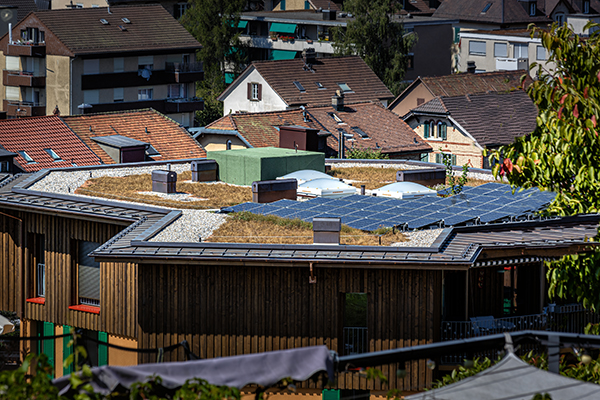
[1,9,13,22]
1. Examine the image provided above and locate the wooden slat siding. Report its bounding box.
[138,264,442,391]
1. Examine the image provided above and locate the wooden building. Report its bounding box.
[0,160,598,393]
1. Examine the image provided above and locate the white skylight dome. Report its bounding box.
[278,169,336,185]
[297,178,357,198]
[371,182,437,199]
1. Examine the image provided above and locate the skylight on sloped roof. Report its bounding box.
[481,3,492,13]
[100,18,109,25]
[315,82,326,89]
[44,148,62,161]
[328,112,343,123]
[351,126,369,138]
[293,81,306,92]
[18,150,34,163]
[337,83,352,93]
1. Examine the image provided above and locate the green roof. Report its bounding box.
[269,22,296,33]
[270,50,297,60]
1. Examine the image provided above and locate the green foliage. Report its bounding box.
[346,147,390,159]
[440,150,469,195]
[432,357,495,388]
[0,354,63,400]
[332,0,416,96]
[181,0,248,126]
[488,23,600,310]
[232,211,313,230]
[344,293,368,327]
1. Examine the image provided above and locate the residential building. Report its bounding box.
[236,10,455,81]
[388,70,526,118]
[0,156,596,392]
[458,29,555,77]
[0,5,203,126]
[202,100,432,159]
[402,90,537,168]
[218,55,394,115]
[0,109,205,171]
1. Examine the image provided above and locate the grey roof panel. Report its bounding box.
[91,135,149,148]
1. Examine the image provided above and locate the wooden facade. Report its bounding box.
[137,263,443,391]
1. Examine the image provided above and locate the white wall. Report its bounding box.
[222,68,288,115]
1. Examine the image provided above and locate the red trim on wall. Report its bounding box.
[68,305,100,314]
[26,297,45,304]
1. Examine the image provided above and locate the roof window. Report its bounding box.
[100,18,109,25]
[481,2,492,13]
[119,25,127,31]
[315,82,326,89]
[293,81,306,92]
[44,148,62,161]
[122,17,131,24]
[337,83,352,93]
[146,144,161,157]
[327,112,343,123]
[18,150,34,163]
[351,126,369,138]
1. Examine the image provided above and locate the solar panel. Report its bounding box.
[347,219,383,230]
[479,211,511,223]
[443,214,477,226]
[286,201,322,210]
[407,217,439,229]
[340,215,366,225]
[361,203,399,213]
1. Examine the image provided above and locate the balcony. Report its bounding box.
[6,43,45,57]
[239,35,335,54]
[496,57,528,71]
[3,70,46,87]
[85,97,203,115]
[81,65,204,90]
[3,100,46,117]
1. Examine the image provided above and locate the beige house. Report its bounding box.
[402,90,537,168]
[0,5,203,126]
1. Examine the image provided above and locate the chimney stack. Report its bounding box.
[332,91,344,111]
[302,48,317,65]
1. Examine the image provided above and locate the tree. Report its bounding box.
[181,0,248,126]
[332,0,416,96]
[488,23,600,311]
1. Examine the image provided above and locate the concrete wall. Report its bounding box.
[46,55,71,115]
[389,83,433,118]
[222,68,288,115]
[404,23,453,81]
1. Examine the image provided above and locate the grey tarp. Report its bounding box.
[406,352,600,400]
[53,345,334,395]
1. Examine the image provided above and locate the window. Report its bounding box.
[21,27,44,43]
[351,126,369,138]
[407,53,414,70]
[438,122,447,140]
[83,59,100,75]
[494,42,508,57]
[168,84,187,98]
[5,56,18,71]
[481,2,492,12]
[92,4,99,7]
[342,293,368,355]
[114,87,124,102]
[0,161,10,172]
[315,82,326,89]
[417,98,425,106]
[44,148,62,161]
[174,2,190,19]
[83,90,99,104]
[113,57,124,73]
[423,122,430,138]
[293,81,305,92]
[584,0,590,13]
[420,153,429,162]
[429,121,435,137]
[279,0,286,10]
[18,150,34,163]
[248,82,261,101]
[5,86,19,101]
[138,88,153,100]
[27,233,45,299]
[555,13,564,25]
[469,41,486,55]
[337,83,352,93]
[435,152,456,165]
[536,45,547,61]
[138,56,153,70]
[529,1,536,15]
[74,240,101,307]
[514,43,528,58]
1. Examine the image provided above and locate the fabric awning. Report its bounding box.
[54,346,334,396]
[270,50,297,60]
[237,20,248,28]
[269,22,297,33]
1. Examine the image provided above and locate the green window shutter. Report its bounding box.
[451,154,457,165]
[454,27,460,44]
[441,123,447,140]
[280,0,286,10]
[322,389,340,400]
[98,331,108,366]
[63,326,73,376]
[435,153,441,164]
[305,0,310,9]
[420,153,428,162]
[423,123,429,138]
[42,322,55,376]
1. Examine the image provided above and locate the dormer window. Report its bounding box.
[18,150,34,163]
[529,1,536,16]
[44,148,62,161]
[20,27,44,43]
[584,0,590,13]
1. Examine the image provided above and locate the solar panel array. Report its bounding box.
[223,183,556,231]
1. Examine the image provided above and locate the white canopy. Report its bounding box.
[371,182,437,199]
[406,352,600,400]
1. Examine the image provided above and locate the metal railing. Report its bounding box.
[7,100,44,107]
[165,62,203,73]
[343,327,368,355]
[36,263,45,298]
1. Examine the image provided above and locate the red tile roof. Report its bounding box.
[30,5,201,56]
[222,56,393,107]
[62,109,206,163]
[207,102,431,157]
[0,115,102,172]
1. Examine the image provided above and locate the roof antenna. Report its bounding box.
[107,6,112,14]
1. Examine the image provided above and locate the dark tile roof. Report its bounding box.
[422,70,527,97]
[31,4,201,56]
[62,109,206,164]
[225,56,393,107]
[407,97,448,114]
[433,0,552,24]
[0,0,38,22]
[0,115,102,172]
[410,90,537,147]
[207,102,431,156]
[399,0,438,15]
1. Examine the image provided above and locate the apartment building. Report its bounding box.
[0,5,203,127]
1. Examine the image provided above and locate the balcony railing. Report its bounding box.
[3,100,46,117]
[3,70,46,87]
[496,57,528,71]
[36,263,45,298]
[6,42,46,57]
[86,97,203,115]
[343,327,368,355]
[165,62,203,73]
[239,35,335,54]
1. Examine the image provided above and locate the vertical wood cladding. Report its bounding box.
[0,208,137,338]
[138,264,442,391]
